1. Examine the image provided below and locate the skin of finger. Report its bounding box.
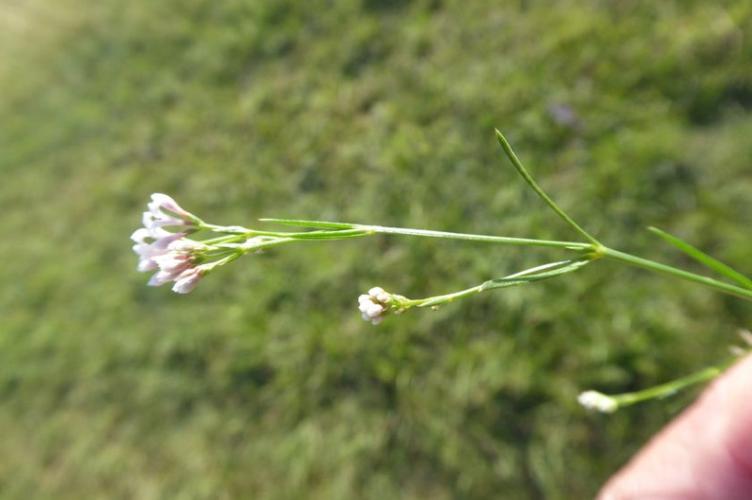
[598,354,752,500]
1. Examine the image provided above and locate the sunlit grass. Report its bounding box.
[1,1,751,498]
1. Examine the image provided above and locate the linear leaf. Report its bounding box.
[495,129,600,245]
[259,218,355,230]
[283,229,369,240]
[480,258,591,291]
[648,226,752,290]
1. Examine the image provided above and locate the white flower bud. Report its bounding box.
[578,390,618,413]
[358,288,394,325]
[370,288,391,304]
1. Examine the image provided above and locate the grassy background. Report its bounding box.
[1,0,751,498]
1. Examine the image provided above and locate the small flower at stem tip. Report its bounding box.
[133,193,218,292]
[358,287,396,325]
[172,261,224,294]
[142,193,200,231]
[172,266,204,294]
[578,390,618,413]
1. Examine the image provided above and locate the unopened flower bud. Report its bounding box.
[368,287,392,304]
[357,286,397,325]
[577,390,618,413]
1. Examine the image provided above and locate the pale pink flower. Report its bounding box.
[171,266,207,294]
[148,193,192,218]
[148,256,193,286]
[146,239,207,287]
[131,227,186,272]
[142,193,198,230]
[133,193,203,273]
[133,193,217,293]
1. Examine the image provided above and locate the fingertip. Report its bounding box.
[599,354,752,499]
[716,355,752,478]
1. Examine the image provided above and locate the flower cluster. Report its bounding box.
[132,194,209,294]
[358,287,394,325]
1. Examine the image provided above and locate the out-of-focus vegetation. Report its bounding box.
[1,0,751,498]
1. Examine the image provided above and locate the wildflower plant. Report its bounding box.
[133,131,752,413]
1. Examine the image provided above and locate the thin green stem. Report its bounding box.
[412,259,592,308]
[238,215,752,303]
[353,224,591,250]
[410,284,484,308]
[259,218,593,250]
[602,247,752,302]
[610,358,737,408]
[238,237,296,254]
[495,130,601,246]
[202,223,369,240]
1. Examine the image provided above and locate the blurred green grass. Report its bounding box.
[1,0,751,498]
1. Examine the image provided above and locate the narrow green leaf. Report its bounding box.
[259,218,355,230]
[416,259,591,308]
[494,129,600,245]
[648,226,752,290]
[480,258,591,291]
[283,229,369,240]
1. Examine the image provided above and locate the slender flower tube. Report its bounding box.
[143,193,200,231]
[171,259,229,294]
[172,264,211,294]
